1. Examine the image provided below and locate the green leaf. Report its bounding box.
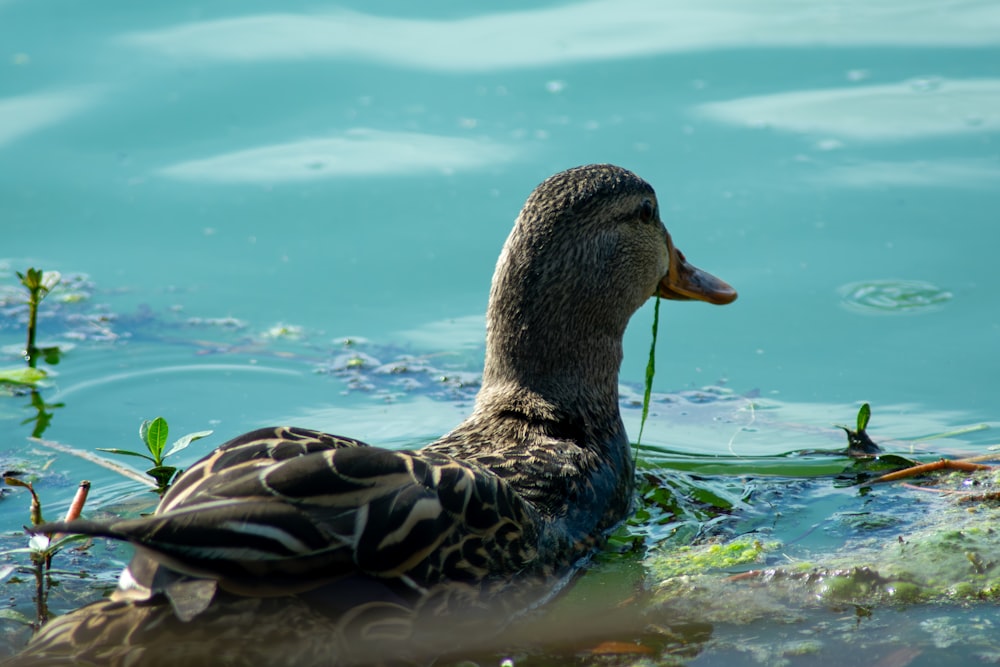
[141,417,169,460]
[3,476,31,490]
[0,608,34,626]
[95,448,156,463]
[47,534,91,551]
[44,568,92,577]
[689,486,735,511]
[857,403,871,433]
[163,430,213,460]
[873,453,917,468]
[40,346,63,365]
[0,367,47,386]
[833,454,919,486]
[0,548,36,556]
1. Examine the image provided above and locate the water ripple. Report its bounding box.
[839,279,952,314]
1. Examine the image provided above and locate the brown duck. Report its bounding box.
[16,164,736,665]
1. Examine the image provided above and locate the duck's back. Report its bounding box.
[18,426,565,666]
[94,427,549,604]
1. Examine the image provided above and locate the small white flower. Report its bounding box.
[29,534,51,553]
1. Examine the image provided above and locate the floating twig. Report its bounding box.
[49,480,92,543]
[868,458,993,484]
[28,437,156,488]
[955,490,1000,503]
[64,480,90,522]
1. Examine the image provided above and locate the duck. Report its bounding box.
[14,164,736,666]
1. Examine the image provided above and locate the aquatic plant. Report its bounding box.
[0,367,46,387]
[97,417,212,496]
[839,402,882,457]
[0,268,69,438]
[15,268,61,368]
[1,477,90,628]
[834,403,993,485]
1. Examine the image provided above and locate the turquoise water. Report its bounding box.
[2,1,1000,663]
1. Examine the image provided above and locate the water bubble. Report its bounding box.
[838,279,952,315]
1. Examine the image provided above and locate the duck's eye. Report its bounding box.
[638,199,655,223]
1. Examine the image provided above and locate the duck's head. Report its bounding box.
[484,164,736,393]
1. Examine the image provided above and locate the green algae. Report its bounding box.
[648,536,778,580]
[647,469,1000,627]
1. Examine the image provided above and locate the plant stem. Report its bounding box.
[25,280,40,368]
[34,560,47,628]
[635,296,660,457]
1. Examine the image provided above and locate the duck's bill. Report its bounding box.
[657,248,737,305]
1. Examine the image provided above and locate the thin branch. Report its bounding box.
[869,458,992,484]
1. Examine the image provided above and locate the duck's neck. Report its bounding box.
[424,266,637,532]
[452,319,634,533]
[462,282,634,469]
[479,325,624,426]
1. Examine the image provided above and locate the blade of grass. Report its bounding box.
[635,296,660,461]
[28,437,157,488]
[900,423,990,442]
[857,402,871,432]
[95,448,156,463]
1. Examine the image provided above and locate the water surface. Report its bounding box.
[2,1,999,664]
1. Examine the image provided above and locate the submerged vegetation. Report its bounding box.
[0,268,89,629]
[0,268,66,438]
[0,413,209,631]
[15,268,62,369]
[0,267,212,633]
[0,476,90,629]
[839,402,882,456]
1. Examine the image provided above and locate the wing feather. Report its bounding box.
[37,426,542,599]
